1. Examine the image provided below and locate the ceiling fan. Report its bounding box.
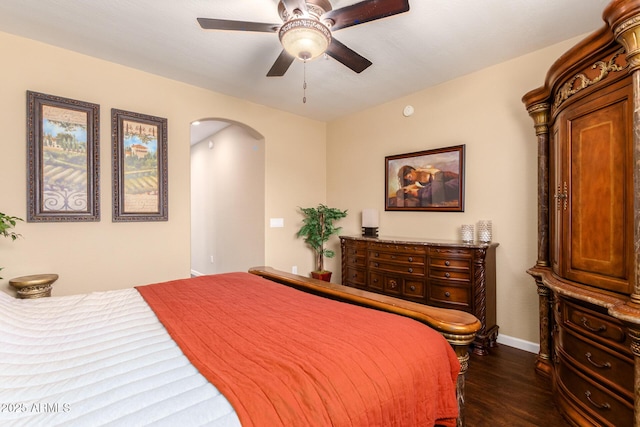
[197,0,410,77]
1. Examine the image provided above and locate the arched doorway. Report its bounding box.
[190,119,265,276]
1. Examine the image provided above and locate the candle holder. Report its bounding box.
[461,224,474,243]
[477,220,492,243]
[362,227,379,238]
[362,208,379,238]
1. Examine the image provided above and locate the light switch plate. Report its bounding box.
[270,218,284,228]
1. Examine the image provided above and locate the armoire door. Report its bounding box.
[551,79,633,295]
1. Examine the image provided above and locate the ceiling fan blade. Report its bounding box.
[324,0,410,31]
[325,38,372,73]
[267,50,296,77]
[197,18,279,33]
[281,0,308,17]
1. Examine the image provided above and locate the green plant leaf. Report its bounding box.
[296,204,347,272]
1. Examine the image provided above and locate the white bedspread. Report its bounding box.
[0,288,241,426]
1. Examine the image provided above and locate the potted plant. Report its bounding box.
[0,212,23,279]
[296,204,347,281]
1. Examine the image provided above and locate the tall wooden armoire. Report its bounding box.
[522,0,640,425]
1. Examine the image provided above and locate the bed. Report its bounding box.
[1,266,480,427]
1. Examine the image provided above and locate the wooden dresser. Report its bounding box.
[522,1,640,425]
[340,235,498,355]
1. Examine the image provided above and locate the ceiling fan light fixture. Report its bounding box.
[279,18,331,61]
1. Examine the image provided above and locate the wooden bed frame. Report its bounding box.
[249,266,482,427]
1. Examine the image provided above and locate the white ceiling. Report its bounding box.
[0,0,611,124]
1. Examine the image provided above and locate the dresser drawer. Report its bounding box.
[369,250,425,265]
[370,242,426,254]
[428,268,470,281]
[429,257,470,270]
[428,281,470,308]
[428,246,473,258]
[344,267,366,287]
[428,250,471,281]
[369,271,384,291]
[369,260,425,276]
[402,278,425,299]
[556,354,633,427]
[558,327,633,398]
[561,299,629,352]
[344,238,367,250]
[375,274,425,300]
[345,254,366,267]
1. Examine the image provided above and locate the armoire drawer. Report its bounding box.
[561,299,629,352]
[556,353,633,427]
[558,327,633,397]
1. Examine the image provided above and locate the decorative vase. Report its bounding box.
[477,220,492,243]
[311,271,332,282]
[461,224,474,243]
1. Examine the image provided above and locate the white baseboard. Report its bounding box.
[496,334,539,354]
[190,269,204,277]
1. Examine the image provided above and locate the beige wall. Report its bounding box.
[325,35,585,345]
[0,31,326,296]
[0,28,589,346]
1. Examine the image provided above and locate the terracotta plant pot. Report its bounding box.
[311,271,332,282]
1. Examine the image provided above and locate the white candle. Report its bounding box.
[362,209,379,227]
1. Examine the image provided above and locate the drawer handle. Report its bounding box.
[374,262,379,267]
[389,280,398,289]
[584,391,611,410]
[445,292,451,298]
[410,285,416,291]
[408,257,413,262]
[585,352,611,369]
[580,317,607,333]
[373,278,378,283]
[444,272,450,278]
[374,252,379,257]
[408,268,413,273]
[391,255,396,259]
[445,260,450,266]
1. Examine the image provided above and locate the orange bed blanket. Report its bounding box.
[137,273,460,427]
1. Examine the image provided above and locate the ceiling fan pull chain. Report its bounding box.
[303,59,307,104]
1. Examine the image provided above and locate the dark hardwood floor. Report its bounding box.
[465,344,570,427]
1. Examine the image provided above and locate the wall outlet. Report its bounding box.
[210,255,214,263]
[292,266,298,274]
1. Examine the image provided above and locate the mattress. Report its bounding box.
[0,288,240,426]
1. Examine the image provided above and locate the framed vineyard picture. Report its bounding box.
[111,109,168,221]
[26,91,100,222]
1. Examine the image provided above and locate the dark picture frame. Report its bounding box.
[112,109,168,222]
[385,145,465,212]
[26,91,100,222]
